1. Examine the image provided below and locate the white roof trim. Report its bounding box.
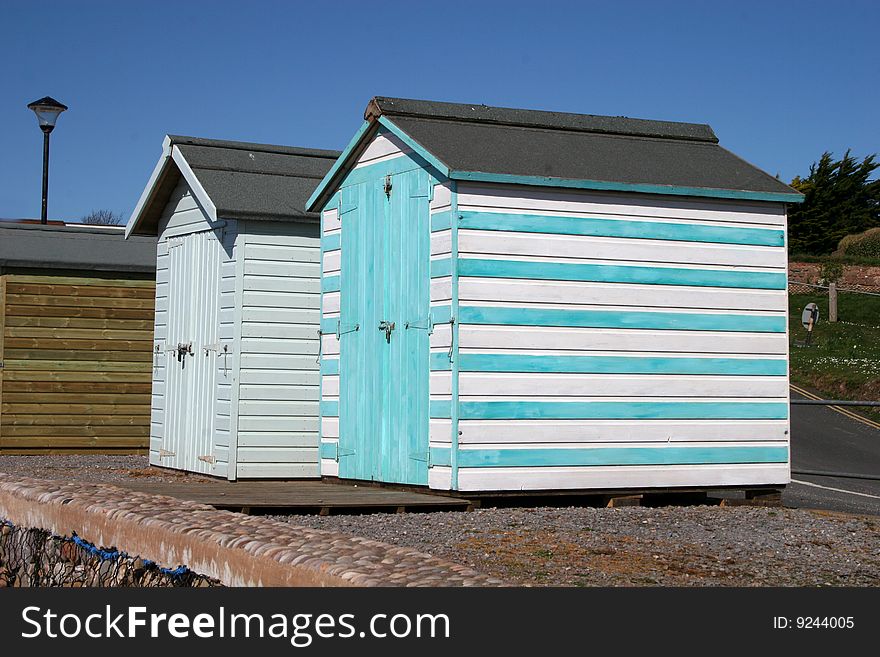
[124,136,173,238]
[124,136,219,238]
[170,145,218,223]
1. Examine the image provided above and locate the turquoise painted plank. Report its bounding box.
[320,358,339,376]
[322,232,341,252]
[431,305,453,324]
[458,258,787,290]
[457,353,787,376]
[307,120,373,211]
[430,258,452,278]
[377,117,451,178]
[320,317,337,333]
[447,445,789,468]
[320,400,339,417]
[449,170,804,204]
[449,401,788,420]
[321,275,340,293]
[319,441,337,460]
[431,446,452,467]
[458,305,787,333]
[430,400,452,418]
[459,211,785,247]
[430,352,452,371]
[431,210,453,232]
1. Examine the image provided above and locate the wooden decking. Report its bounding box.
[119,479,471,514]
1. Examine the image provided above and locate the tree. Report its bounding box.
[80,209,124,226]
[788,150,880,255]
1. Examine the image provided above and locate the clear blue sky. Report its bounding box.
[1,0,877,222]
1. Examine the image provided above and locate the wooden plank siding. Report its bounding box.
[0,272,155,454]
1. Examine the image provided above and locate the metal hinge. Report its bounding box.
[336,320,359,338]
[409,451,431,466]
[405,312,434,334]
[158,449,176,459]
[328,442,356,462]
[198,455,217,464]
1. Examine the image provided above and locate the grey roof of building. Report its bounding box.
[127,136,341,236]
[308,96,798,208]
[0,223,156,272]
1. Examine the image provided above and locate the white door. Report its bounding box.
[162,230,223,474]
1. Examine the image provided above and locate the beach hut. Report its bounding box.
[0,222,156,454]
[125,136,339,479]
[307,97,803,493]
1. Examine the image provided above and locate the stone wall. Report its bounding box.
[789,261,880,291]
[0,475,503,587]
[0,521,219,587]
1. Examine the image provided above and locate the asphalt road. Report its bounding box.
[786,390,880,516]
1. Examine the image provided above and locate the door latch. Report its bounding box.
[378,320,395,343]
[176,342,193,362]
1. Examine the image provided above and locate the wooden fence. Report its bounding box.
[0,272,155,454]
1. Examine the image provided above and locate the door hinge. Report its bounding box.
[405,312,434,334]
[336,320,359,338]
[410,451,431,466]
[198,455,217,464]
[158,449,176,459]
[328,442,356,462]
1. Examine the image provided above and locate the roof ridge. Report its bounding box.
[365,97,718,143]
[168,135,341,158]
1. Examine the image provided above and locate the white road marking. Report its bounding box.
[792,478,880,500]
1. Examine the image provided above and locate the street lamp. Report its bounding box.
[27,96,68,224]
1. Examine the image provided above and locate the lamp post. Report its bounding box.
[27,96,68,224]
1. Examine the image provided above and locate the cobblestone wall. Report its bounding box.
[0,475,503,587]
[0,521,220,587]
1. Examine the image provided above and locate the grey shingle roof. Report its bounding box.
[127,136,341,236]
[307,96,798,208]
[0,223,156,272]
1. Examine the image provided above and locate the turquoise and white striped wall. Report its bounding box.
[318,127,791,492]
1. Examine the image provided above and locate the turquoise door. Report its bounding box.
[337,168,431,485]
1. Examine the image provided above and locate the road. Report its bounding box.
[786,387,880,516]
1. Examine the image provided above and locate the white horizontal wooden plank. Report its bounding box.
[455,463,789,491]
[241,322,317,340]
[323,292,340,314]
[456,325,788,355]
[431,277,452,303]
[429,322,452,349]
[240,384,319,401]
[431,230,452,257]
[240,337,318,356]
[322,374,339,397]
[239,354,319,370]
[236,447,318,464]
[242,290,320,309]
[244,275,320,294]
[458,278,787,312]
[323,250,341,275]
[451,373,789,398]
[322,417,339,438]
[458,418,789,444]
[236,462,319,478]
[242,308,319,324]
[240,369,320,386]
[428,466,453,490]
[430,418,452,445]
[431,183,452,211]
[323,208,341,234]
[244,233,319,249]
[322,334,340,356]
[237,432,318,448]
[238,416,318,432]
[356,132,410,167]
[244,260,319,277]
[239,400,317,416]
[321,457,339,477]
[458,230,786,269]
[245,244,320,263]
[456,183,786,227]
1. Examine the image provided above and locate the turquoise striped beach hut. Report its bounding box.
[307,97,802,493]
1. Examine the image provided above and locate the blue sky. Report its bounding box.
[1,0,877,222]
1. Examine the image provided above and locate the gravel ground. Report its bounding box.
[1,455,878,586]
[281,506,880,586]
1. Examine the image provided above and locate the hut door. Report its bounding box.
[338,170,431,485]
[161,229,223,474]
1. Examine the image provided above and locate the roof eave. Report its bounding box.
[124,136,173,238]
[448,170,805,204]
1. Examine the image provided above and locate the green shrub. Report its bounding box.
[818,258,844,284]
[835,227,880,259]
